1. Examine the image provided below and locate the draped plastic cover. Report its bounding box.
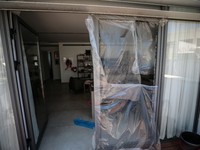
[86,15,166,150]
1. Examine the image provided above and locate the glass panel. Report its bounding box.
[86,16,160,149]
[0,21,19,149]
[99,20,158,85]
[20,24,46,144]
[160,21,200,139]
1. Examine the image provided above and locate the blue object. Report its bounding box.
[74,118,95,130]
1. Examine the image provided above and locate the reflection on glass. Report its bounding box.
[99,20,158,85]
[20,24,46,144]
[0,25,20,150]
[160,21,200,139]
[95,19,160,149]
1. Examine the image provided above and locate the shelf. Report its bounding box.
[77,52,93,78]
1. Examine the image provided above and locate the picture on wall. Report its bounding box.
[64,57,73,70]
[54,51,59,65]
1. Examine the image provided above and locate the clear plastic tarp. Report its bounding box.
[86,15,166,150]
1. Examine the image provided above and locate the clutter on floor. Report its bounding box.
[74,118,95,130]
[87,101,91,105]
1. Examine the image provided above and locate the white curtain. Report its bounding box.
[160,21,200,139]
[0,28,20,149]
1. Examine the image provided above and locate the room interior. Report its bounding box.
[0,0,200,149]
[18,12,95,150]
[18,11,157,150]
[16,10,200,150]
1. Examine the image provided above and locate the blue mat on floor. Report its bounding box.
[74,119,95,130]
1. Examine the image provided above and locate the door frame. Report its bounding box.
[0,1,200,21]
[0,11,28,150]
[0,2,199,148]
[12,13,48,150]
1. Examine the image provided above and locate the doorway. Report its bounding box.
[11,12,160,150]
[8,11,200,150]
[12,12,95,150]
[12,16,48,149]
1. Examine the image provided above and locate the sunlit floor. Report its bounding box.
[39,80,94,150]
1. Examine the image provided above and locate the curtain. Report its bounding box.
[160,21,200,139]
[0,27,20,149]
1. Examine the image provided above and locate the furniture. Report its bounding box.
[69,77,89,93]
[77,54,93,78]
[84,80,93,93]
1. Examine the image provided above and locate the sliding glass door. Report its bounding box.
[160,20,200,139]
[86,16,161,149]
[12,14,47,149]
[19,23,47,144]
[87,16,200,148]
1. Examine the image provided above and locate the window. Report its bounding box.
[160,20,200,139]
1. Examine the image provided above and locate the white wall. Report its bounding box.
[40,46,61,80]
[59,43,91,83]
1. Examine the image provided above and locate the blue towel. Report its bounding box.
[74,118,95,130]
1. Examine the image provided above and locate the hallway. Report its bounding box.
[39,80,94,150]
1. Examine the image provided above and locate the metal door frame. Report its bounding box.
[11,13,48,150]
[0,10,27,150]
[0,1,200,21]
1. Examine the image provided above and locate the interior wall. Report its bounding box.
[59,43,91,83]
[40,46,61,80]
[40,51,50,80]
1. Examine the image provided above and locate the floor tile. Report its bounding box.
[39,80,93,150]
[39,125,94,150]
[47,108,94,127]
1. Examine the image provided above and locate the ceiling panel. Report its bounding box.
[20,12,89,33]
[39,34,90,43]
[20,12,90,43]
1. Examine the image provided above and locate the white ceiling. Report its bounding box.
[20,12,90,43]
[19,0,200,43]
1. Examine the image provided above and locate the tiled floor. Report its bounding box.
[39,80,94,150]
[39,80,181,150]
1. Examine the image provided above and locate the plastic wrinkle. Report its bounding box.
[159,19,168,27]
[86,15,163,150]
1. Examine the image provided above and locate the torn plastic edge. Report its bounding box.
[159,18,168,26]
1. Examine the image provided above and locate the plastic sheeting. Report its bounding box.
[86,15,165,150]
